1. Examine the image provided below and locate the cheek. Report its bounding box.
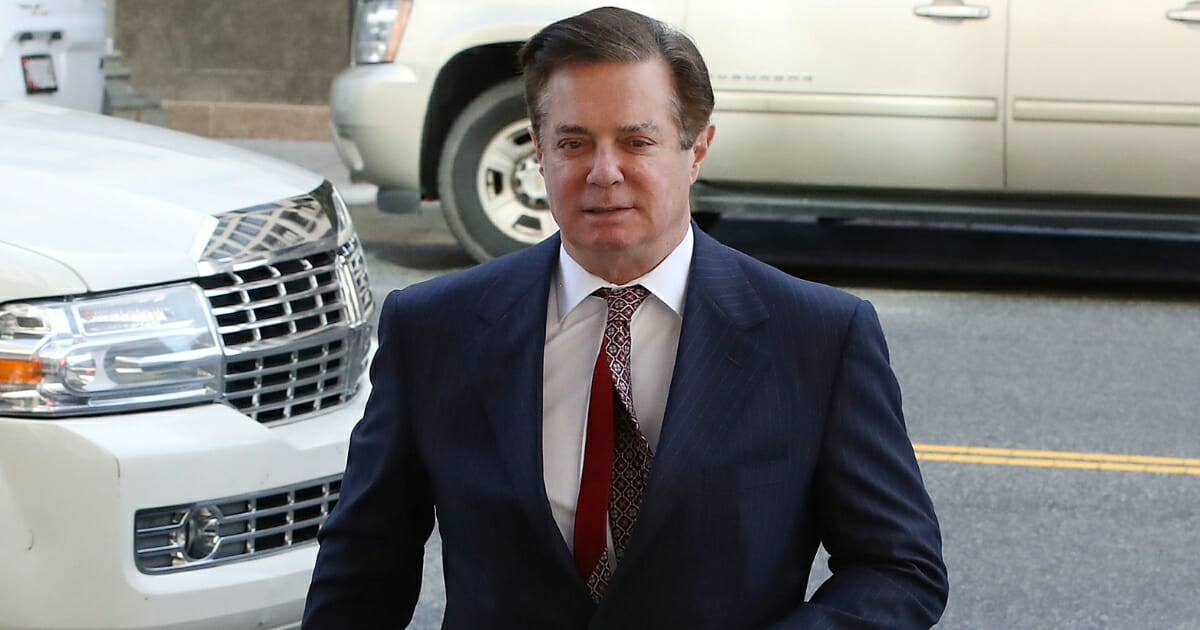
[643,169,690,203]
[544,157,586,181]
[541,163,572,197]
[545,174,578,205]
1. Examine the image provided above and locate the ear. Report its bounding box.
[689,123,716,182]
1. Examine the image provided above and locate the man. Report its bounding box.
[303,7,947,629]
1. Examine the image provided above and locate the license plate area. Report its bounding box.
[21,54,58,94]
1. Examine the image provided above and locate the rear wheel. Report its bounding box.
[438,79,557,262]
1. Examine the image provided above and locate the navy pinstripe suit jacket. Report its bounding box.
[303,227,948,629]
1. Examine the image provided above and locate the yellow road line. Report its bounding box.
[912,444,1200,476]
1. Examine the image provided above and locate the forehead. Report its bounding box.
[541,59,677,134]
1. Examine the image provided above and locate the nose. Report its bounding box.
[585,145,623,187]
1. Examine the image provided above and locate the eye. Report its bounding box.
[628,137,656,150]
[558,139,584,150]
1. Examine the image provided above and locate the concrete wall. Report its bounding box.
[115,0,353,139]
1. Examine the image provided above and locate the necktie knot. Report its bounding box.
[595,285,650,327]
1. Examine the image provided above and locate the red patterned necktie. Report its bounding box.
[574,285,654,601]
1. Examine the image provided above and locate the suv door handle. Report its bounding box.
[914,3,991,19]
[1166,6,1200,22]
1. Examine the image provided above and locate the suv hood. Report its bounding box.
[0,101,324,297]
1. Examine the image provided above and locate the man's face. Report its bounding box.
[535,59,713,282]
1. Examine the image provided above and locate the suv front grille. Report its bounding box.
[196,236,372,424]
[134,476,341,573]
[224,339,349,423]
[200,250,345,347]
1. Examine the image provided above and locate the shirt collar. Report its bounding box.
[555,225,693,321]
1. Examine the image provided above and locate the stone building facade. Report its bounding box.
[114,0,352,140]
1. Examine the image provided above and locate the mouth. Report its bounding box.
[583,205,635,214]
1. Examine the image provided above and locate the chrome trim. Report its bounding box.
[913,3,990,19]
[197,181,342,274]
[337,236,375,325]
[715,91,998,120]
[1167,7,1200,23]
[134,475,342,574]
[197,236,373,424]
[1013,99,1200,127]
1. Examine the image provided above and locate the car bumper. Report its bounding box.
[329,63,430,190]
[0,385,369,630]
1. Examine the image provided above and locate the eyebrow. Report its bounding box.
[619,122,658,134]
[554,123,591,136]
[553,122,661,136]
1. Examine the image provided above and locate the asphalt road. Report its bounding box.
[228,140,1199,629]
[349,201,1199,630]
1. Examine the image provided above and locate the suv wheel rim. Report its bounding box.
[475,120,557,244]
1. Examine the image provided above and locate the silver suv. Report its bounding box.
[329,0,1200,262]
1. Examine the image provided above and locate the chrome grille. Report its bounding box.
[134,476,341,573]
[223,339,349,423]
[199,251,346,348]
[197,236,373,424]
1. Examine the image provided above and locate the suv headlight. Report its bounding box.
[0,283,222,417]
[354,0,413,64]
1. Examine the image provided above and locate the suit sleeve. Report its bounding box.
[769,299,949,630]
[302,291,435,628]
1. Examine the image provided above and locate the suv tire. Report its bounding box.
[438,78,557,262]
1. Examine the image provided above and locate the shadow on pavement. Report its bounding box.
[707,216,1200,299]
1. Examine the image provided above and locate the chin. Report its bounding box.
[580,234,641,253]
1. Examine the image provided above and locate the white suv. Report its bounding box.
[0,102,373,629]
[330,0,1200,262]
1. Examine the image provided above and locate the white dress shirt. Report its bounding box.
[542,226,693,553]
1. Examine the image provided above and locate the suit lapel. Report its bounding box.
[462,236,580,575]
[611,229,771,579]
